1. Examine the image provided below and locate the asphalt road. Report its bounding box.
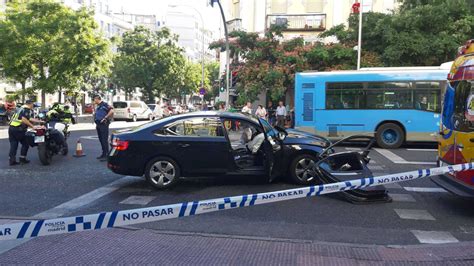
[0,125,473,259]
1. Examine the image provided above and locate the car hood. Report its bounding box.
[283,128,331,147]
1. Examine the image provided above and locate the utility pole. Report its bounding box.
[357,0,363,70]
[210,0,230,108]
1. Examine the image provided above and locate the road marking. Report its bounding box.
[384,182,402,189]
[345,147,361,151]
[81,136,98,140]
[0,176,140,255]
[406,149,437,152]
[411,230,459,244]
[120,196,156,206]
[374,148,437,165]
[388,193,416,202]
[34,176,141,219]
[394,209,436,221]
[404,187,448,193]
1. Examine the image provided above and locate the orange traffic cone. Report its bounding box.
[73,139,86,157]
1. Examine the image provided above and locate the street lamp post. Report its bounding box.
[210,0,230,108]
[357,0,364,70]
[168,5,206,98]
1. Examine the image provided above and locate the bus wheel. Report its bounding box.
[376,123,404,149]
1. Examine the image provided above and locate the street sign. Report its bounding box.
[199,88,206,95]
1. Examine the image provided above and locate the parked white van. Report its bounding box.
[113,101,153,122]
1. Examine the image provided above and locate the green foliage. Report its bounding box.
[111,26,185,102]
[324,0,474,66]
[216,25,358,104]
[0,0,111,107]
[204,62,220,101]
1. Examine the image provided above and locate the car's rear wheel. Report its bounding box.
[289,154,320,185]
[145,157,180,189]
[149,114,153,121]
[131,114,137,122]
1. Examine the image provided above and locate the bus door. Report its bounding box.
[299,82,317,133]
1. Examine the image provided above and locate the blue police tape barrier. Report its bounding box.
[0,163,470,241]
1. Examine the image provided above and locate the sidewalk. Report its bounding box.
[0,225,473,264]
[0,120,148,139]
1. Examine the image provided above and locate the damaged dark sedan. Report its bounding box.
[107,112,389,203]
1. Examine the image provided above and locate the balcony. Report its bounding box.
[266,14,326,32]
[226,18,243,32]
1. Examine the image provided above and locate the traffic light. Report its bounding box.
[107,83,116,95]
[231,71,238,88]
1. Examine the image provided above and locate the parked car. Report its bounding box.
[113,101,153,122]
[84,103,94,114]
[147,104,163,120]
[108,112,385,203]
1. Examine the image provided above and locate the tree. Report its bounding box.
[204,62,220,102]
[0,0,111,108]
[323,0,474,66]
[383,0,474,66]
[210,24,360,104]
[112,26,184,103]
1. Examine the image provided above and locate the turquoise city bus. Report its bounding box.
[294,65,450,148]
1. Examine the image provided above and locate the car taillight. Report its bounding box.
[112,138,129,151]
[127,108,130,113]
[36,129,45,136]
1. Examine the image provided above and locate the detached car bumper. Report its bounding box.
[431,174,474,198]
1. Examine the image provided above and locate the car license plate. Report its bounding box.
[34,136,45,143]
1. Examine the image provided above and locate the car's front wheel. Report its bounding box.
[145,157,181,189]
[289,154,320,185]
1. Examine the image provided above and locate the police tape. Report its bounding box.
[0,163,470,241]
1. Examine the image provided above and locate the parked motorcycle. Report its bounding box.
[0,106,13,125]
[25,112,70,165]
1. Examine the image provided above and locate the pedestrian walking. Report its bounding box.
[267,101,276,126]
[276,101,287,128]
[255,105,267,119]
[8,100,41,165]
[241,101,252,115]
[93,95,113,161]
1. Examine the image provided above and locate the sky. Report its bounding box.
[110,0,222,36]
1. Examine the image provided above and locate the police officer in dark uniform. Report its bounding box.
[8,100,41,165]
[93,95,113,161]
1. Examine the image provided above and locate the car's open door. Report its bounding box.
[258,119,285,182]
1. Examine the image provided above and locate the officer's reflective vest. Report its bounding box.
[9,106,28,127]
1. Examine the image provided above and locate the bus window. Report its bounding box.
[326,83,364,109]
[454,80,474,132]
[365,82,412,109]
[414,82,442,112]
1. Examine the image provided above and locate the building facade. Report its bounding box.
[224,0,397,41]
[164,7,216,63]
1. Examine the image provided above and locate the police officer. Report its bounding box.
[47,103,75,124]
[8,100,41,165]
[93,95,113,161]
